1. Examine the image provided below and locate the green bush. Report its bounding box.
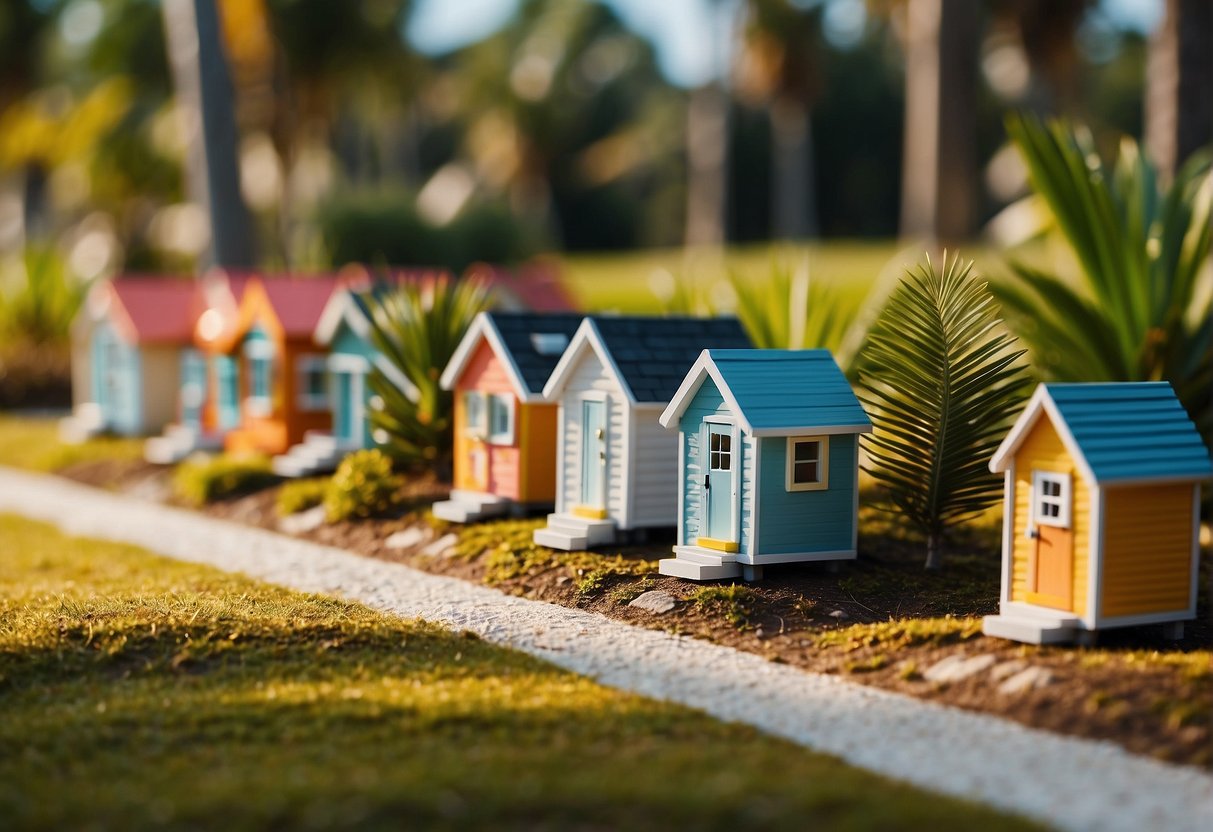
[323,449,402,523]
[275,478,329,517]
[173,455,277,506]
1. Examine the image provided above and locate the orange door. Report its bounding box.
[1032,525,1073,610]
[468,439,489,492]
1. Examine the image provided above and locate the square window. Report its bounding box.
[464,392,486,433]
[1032,471,1071,529]
[488,394,514,444]
[786,436,829,491]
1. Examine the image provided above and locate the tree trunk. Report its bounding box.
[162,0,256,270]
[899,0,979,244]
[924,531,943,570]
[1146,0,1213,182]
[770,97,818,240]
[685,84,729,247]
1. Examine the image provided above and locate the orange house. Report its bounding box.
[219,276,345,456]
[434,311,584,522]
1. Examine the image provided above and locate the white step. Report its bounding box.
[659,557,742,581]
[432,497,509,524]
[672,545,737,566]
[302,431,339,454]
[532,527,589,551]
[450,489,508,509]
[982,614,1078,645]
[543,513,616,546]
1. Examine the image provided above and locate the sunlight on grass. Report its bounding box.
[0,513,1044,831]
[0,413,145,472]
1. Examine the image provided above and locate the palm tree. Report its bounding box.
[1145,0,1213,182]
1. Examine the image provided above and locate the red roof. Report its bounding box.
[105,277,200,344]
[259,276,343,337]
[468,260,575,312]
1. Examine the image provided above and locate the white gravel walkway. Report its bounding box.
[2,467,1210,832]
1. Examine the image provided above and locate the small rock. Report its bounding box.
[988,660,1028,682]
[277,505,326,535]
[628,590,677,615]
[998,666,1055,695]
[755,627,766,638]
[420,532,459,558]
[385,527,428,550]
[554,575,572,586]
[923,653,997,683]
[829,609,849,620]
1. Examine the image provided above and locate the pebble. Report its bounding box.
[4,468,1209,832]
[277,505,326,534]
[384,527,428,550]
[988,660,1029,682]
[999,666,1055,695]
[420,532,459,558]
[923,653,997,683]
[627,590,677,615]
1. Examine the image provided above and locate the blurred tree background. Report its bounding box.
[1,0,1200,279]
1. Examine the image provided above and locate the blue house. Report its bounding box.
[658,349,871,581]
[271,280,416,476]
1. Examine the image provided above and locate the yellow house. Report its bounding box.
[984,383,1211,644]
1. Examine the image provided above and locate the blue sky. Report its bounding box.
[406,0,1164,89]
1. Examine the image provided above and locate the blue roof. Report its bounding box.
[708,349,870,434]
[1045,383,1213,483]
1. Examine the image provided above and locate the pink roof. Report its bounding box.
[259,276,343,337]
[468,261,575,312]
[106,277,200,344]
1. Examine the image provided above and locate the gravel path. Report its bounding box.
[2,468,1210,832]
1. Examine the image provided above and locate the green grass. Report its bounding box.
[172,453,278,506]
[0,513,1044,831]
[0,413,145,471]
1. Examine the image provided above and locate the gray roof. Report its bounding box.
[486,312,585,395]
[590,316,752,403]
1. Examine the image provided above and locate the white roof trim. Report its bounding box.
[989,384,1096,486]
[438,312,538,402]
[752,424,873,437]
[540,318,633,404]
[372,355,420,403]
[314,290,370,346]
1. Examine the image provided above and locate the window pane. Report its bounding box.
[710,452,720,470]
[720,434,731,453]
[720,451,730,471]
[794,461,818,483]
[795,441,818,462]
[307,368,326,396]
[710,433,720,451]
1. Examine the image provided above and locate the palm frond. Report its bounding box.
[859,254,1031,569]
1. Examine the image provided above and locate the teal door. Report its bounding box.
[332,371,355,444]
[180,350,206,429]
[214,355,241,430]
[579,400,605,508]
[705,423,735,542]
[92,325,139,433]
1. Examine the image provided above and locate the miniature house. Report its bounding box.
[63,276,200,441]
[145,270,255,463]
[434,311,584,522]
[217,276,343,456]
[657,350,871,581]
[983,383,1212,644]
[532,316,752,551]
[272,278,420,476]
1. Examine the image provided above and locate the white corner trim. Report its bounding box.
[1000,466,1014,606]
[1087,486,1104,629]
[750,434,762,557]
[1189,483,1201,617]
[676,429,686,546]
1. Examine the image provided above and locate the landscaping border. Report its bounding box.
[1,466,1209,832]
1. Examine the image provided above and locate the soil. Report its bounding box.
[57,465,1213,769]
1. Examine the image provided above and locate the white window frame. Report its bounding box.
[488,393,515,445]
[464,391,488,439]
[296,354,330,411]
[785,435,830,492]
[1031,470,1071,529]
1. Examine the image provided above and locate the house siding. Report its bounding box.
[140,344,182,433]
[678,379,731,544]
[1010,415,1090,616]
[628,412,679,529]
[329,322,377,448]
[518,401,559,504]
[555,349,627,524]
[453,340,521,499]
[754,433,856,555]
[1100,483,1194,618]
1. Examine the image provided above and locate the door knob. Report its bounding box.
[596,428,604,440]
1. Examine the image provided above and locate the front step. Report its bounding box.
[671,545,737,566]
[982,614,1078,645]
[432,493,510,524]
[659,557,742,581]
[532,513,617,550]
[271,434,351,478]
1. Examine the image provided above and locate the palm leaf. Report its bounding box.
[859,254,1031,569]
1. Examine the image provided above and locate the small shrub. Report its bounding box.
[276,478,329,517]
[323,449,402,522]
[691,584,756,629]
[173,454,277,506]
[575,569,611,599]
